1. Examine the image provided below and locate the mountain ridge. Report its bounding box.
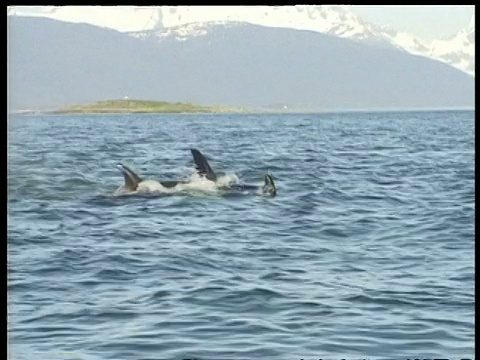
[7,5,475,76]
[7,16,474,112]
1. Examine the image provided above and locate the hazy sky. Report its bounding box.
[9,5,474,41]
[351,5,474,40]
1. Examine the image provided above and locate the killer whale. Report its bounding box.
[113,150,276,197]
[114,163,188,196]
[190,148,277,197]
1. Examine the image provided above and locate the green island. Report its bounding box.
[53,99,244,114]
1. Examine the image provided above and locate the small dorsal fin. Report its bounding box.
[116,164,143,191]
[190,149,217,181]
[263,174,277,197]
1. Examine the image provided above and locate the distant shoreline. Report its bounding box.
[47,99,245,114]
[8,101,475,116]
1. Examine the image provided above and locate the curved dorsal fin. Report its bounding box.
[263,174,277,197]
[190,149,217,181]
[116,164,143,190]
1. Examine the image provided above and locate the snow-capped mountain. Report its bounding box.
[7,6,474,76]
[135,6,475,76]
[8,15,474,111]
[428,14,475,77]
[132,5,401,49]
[7,6,162,32]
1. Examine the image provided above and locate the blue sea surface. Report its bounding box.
[7,111,475,360]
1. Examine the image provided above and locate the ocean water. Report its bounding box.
[7,111,475,360]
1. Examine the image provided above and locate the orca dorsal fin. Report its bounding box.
[263,174,277,197]
[190,149,217,181]
[116,164,143,191]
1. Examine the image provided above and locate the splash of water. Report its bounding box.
[112,171,241,197]
[136,180,166,193]
[215,172,240,187]
[178,171,240,193]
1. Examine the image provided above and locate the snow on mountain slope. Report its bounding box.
[428,14,475,76]
[137,5,476,76]
[152,5,395,47]
[7,6,162,32]
[7,6,474,76]
[160,6,364,35]
[130,21,241,42]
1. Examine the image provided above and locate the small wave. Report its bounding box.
[8,111,474,359]
[94,268,138,281]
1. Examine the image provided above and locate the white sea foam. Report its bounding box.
[215,172,240,187]
[113,171,242,197]
[176,171,240,193]
[136,180,166,193]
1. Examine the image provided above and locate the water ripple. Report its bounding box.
[8,111,474,360]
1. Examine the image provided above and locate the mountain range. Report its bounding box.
[7,5,475,77]
[7,15,474,112]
